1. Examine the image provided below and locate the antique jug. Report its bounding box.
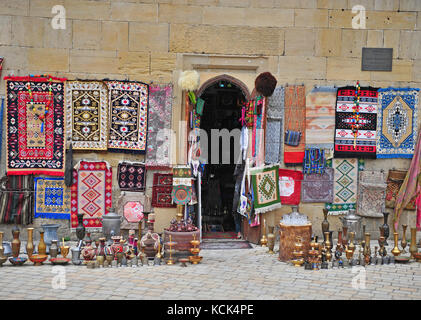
[71,247,82,265]
[38,231,47,256]
[81,240,96,261]
[49,240,59,258]
[101,209,123,241]
[110,236,124,260]
[76,213,86,244]
[321,209,329,234]
[41,224,60,253]
[96,237,106,257]
[26,228,34,257]
[11,228,21,258]
[379,212,390,245]
[339,209,362,240]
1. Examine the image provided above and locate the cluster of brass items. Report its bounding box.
[165,235,176,265]
[291,236,305,267]
[189,234,202,264]
[307,236,321,269]
[363,233,371,264]
[176,205,184,222]
[260,219,268,247]
[267,226,275,254]
[324,232,332,262]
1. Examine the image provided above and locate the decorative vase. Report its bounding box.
[71,247,81,265]
[321,209,329,234]
[324,232,332,261]
[348,232,356,253]
[11,229,21,258]
[49,240,58,258]
[267,226,275,254]
[111,236,124,260]
[76,213,85,244]
[41,224,60,253]
[363,233,371,264]
[401,224,408,254]
[380,212,390,246]
[81,241,96,261]
[96,237,106,257]
[342,226,348,248]
[26,228,34,257]
[410,227,418,259]
[391,232,401,256]
[38,231,47,256]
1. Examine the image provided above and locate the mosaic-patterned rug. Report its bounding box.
[250,164,282,214]
[65,80,108,150]
[5,76,66,176]
[357,170,387,218]
[301,168,334,203]
[325,158,364,215]
[152,173,176,208]
[71,161,112,231]
[34,177,70,219]
[146,85,173,169]
[278,169,303,205]
[265,86,284,164]
[377,88,420,158]
[117,162,146,192]
[116,191,148,230]
[107,81,149,153]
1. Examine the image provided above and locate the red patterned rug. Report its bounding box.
[151,173,175,208]
[202,232,238,239]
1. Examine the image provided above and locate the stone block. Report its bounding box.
[129,22,169,52]
[384,30,400,58]
[30,0,65,17]
[348,0,374,10]
[151,52,177,79]
[250,0,274,8]
[110,2,157,22]
[0,0,28,16]
[274,0,316,9]
[101,21,129,51]
[117,51,150,76]
[0,45,28,71]
[399,31,421,60]
[367,30,383,47]
[218,0,250,7]
[43,18,72,49]
[202,7,246,25]
[0,16,12,45]
[73,20,101,50]
[64,0,110,20]
[295,9,328,27]
[374,0,399,11]
[278,56,326,80]
[245,8,294,27]
[285,28,315,56]
[341,29,367,58]
[317,0,347,9]
[413,60,421,82]
[328,9,353,28]
[366,11,417,30]
[169,24,284,55]
[326,57,371,81]
[188,0,218,5]
[371,60,412,82]
[70,50,119,74]
[158,4,203,24]
[11,16,45,47]
[400,0,421,11]
[27,48,69,72]
[315,28,341,57]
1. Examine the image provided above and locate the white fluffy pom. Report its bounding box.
[178,70,200,91]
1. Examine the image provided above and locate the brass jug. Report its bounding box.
[26,228,34,257]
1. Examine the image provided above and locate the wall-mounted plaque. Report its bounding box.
[362,48,393,71]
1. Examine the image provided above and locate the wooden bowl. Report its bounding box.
[29,254,48,266]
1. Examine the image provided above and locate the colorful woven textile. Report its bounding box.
[152,173,176,208]
[278,169,303,205]
[65,81,108,150]
[116,192,149,230]
[325,158,364,215]
[357,170,387,218]
[301,168,334,203]
[171,185,192,205]
[146,85,173,169]
[385,170,416,210]
[377,88,420,158]
[172,166,192,205]
[284,85,306,165]
[117,162,146,192]
[5,76,66,176]
[303,148,326,174]
[34,177,70,219]
[305,86,337,149]
[107,80,149,153]
[249,164,281,213]
[265,87,284,164]
[334,86,378,158]
[71,161,112,231]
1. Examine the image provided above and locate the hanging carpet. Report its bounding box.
[34,177,70,220]
[265,86,284,164]
[357,170,387,218]
[278,168,303,205]
[301,168,334,203]
[385,170,416,210]
[172,166,192,205]
[117,162,146,192]
[151,173,176,208]
[116,191,149,230]
[250,164,281,214]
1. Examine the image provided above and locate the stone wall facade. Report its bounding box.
[1,0,421,242]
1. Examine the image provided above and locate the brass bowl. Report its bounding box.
[190,240,200,247]
[189,255,203,264]
[29,254,48,266]
[189,248,200,255]
[60,246,70,258]
[50,258,70,265]
[291,259,304,267]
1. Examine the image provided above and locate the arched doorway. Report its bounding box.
[198,75,249,238]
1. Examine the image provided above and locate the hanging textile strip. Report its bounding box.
[0,57,3,77]
[152,173,176,208]
[0,97,4,165]
[265,87,284,165]
[5,75,66,176]
[34,177,70,219]
[334,86,378,158]
[146,85,173,169]
[376,88,420,158]
[284,85,306,165]
[65,80,108,151]
[116,191,149,230]
[117,162,146,192]
[250,164,281,214]
[301,168,334,203]
[70,161,112,232]
[302,148,326,174]
[106,80,149,153]
[305,86,337,149]
[325,158,364,215]
[278,168,303,205]
[172,166,192,205]
[385,170,416,210]
[357,171,387,218]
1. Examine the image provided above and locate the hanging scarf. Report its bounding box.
[0,97,4,164]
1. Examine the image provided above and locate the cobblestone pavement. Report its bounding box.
[0,240,420,300]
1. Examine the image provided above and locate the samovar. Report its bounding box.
[339,209,362,241]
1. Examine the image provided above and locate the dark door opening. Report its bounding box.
[199,80,246,238]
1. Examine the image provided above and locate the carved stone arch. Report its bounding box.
[196,74,251,100]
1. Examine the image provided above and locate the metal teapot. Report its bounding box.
[100,208,123,241]
[339,209,362,241]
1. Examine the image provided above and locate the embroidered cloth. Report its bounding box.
[265,87,284,164]
[377,88,420,158]
[152,173,176,208]
[357,171,387,218]
[249,164,281,213]
[116,191,149,230]
[325,158,364,215]
[172,166,192,205]
[107,80,149,153]
[65,80,108,150]
[34,177,70,219]
[117,162,146,192]
[334,86,378,158]
[146,85,173,169]
[278,169,303,205]
[5,76,66,176]
[71,161,112,231]
[301,168,334,203]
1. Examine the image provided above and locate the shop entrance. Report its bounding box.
[198,77,247,239]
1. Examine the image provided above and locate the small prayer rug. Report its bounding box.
[250,164,282,214]
[71,161,112,232]
[278,169,303,205]
[34,177,70,219]
[325,158,364,215]
[265,86,284,164]
[117,162,146,192]
[201,240,252,250]
[334,86,378,158]
[305,86,337,149]
[107,80,149,153]
[116,191,148,230]
[5,76,66,176]
[152,173,176,208]
[65,80,108,150]
[385,170,416,210]
[146,85,173,169]
[301,168,334,203]
[284,85,306,165]
[377,88,420,158]
[357,170,387,218]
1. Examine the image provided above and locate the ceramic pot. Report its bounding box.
[49,240,58,258]
[321,209,329,234]
[110,236,124,260]
[41,224,60,253]
[76,214,85,242]
[11,229,21,258]
[101,209,122,241]
[26,228,34,257]
[380,212,390,245]
[71,247,81,265]
[410,227,418,258]
[38,231,47,256]
[81,241,96,261]
[96,238,106,257]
